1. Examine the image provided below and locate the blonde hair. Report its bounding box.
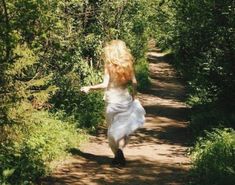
[102,40,134,85]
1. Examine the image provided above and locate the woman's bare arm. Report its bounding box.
[81,68,109,93]
[131,73,137,99]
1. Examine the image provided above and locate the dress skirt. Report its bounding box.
[105,89,146,143]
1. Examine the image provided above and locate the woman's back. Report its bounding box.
[105,74,132,104]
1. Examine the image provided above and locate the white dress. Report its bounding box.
[104,85,146,143]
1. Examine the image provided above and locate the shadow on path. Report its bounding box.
[42,149,189,185]
[39,50,191,185]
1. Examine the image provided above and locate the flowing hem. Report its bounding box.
[106,99,146,142]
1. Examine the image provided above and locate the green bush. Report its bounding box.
[188,102,235,137]
[50,61,105,129]
[53,91,105,130]
[135,58,151,91]
[0,111,85,185]
[190,128,235,185]
[189,105,222,134]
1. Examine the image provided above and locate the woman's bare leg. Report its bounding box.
[108,135,119,155]
[108,135,126,166]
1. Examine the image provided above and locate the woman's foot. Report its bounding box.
[111,149,126,166]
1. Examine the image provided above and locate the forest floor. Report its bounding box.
[40,49,191,185]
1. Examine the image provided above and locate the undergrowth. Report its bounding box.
[190,128,235,185]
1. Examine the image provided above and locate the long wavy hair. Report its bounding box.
[102,40,134,85]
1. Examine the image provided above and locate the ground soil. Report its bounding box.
[40,50,191,185]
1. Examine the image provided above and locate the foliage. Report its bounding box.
[154,0,235,132]
[152,2,235,185]
[135,58,151,91]
[190,128,235,185]
[50,58,105,129]
[52,91,105,129]
[46,0,157,129]
[0,0,156,184]
[150,0,176,49]
[0,110,83,185]
[189,104,235,136]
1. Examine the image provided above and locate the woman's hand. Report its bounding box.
[81,86,90,94]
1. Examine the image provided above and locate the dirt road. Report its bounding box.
[41,50,191,185]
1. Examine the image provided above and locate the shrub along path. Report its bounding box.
[40,50,191,185]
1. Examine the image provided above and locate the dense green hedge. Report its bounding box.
[190,128,235,185]
[0,109,82,185]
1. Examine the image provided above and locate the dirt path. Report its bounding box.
[41,50,191,185]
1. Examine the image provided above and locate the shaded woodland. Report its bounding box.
[0,0,234,184]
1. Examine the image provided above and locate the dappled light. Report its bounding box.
[39,50,190,185]
[1,0,234,184]
[41,154,188,185]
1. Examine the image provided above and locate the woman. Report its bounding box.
[81,40,145,166]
